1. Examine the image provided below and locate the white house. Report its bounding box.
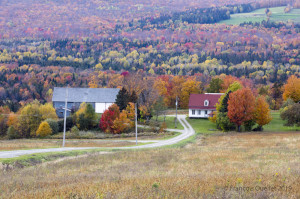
[188,93,223,118]
[52,87,120,117]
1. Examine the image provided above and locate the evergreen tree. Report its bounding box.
[116,87,130,111]
[129,90,138,103]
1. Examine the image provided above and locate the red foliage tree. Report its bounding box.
[227,88,256,132]
[99,104,120,133]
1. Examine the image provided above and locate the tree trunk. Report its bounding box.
[238,125,241,132]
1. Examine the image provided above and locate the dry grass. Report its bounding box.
[1,132,300,198]
[0,139,137,151]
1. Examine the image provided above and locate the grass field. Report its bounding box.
[1,132,299,198]
[187,111,300,134]
[264,111,300,132]
[157,115,184,130]
[219,6,300,25]
[0,139,144,151]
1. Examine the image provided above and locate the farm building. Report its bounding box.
[52,87,120,118]
[188,93,223,118]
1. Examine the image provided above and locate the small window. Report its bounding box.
[192,110,195,115]
[204,100,209,106]
[197,110,201,115]
[205,110,208,115]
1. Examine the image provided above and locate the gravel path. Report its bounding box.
[0,115,194,158]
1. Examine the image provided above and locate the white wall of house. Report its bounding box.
[95,102,114,113]
[189,109,213,118]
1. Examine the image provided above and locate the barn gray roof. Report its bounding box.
[52,87,120,103]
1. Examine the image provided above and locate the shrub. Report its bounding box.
[159,122,167,133]
[36,121,52,137]
[78,113,89,130]
[6,126,19,140]
[45,119,59,134]
[70,126,80,136]
[244,120,256,131]
[216,112,235,132]
[58,117,74,132]
[280,103,300,126]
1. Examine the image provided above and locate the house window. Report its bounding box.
[198,110,201,115]
[192,110,195,115]
[204,100,209,106]
[205,110,208,115]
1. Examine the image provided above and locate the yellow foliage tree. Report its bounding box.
[75,102,87,128]
[283,75,300,103]
[180,77,202,108]
[39,103,58,120]
[255,96,272,130]
[36,121,52,137]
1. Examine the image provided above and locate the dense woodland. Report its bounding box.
[0,0,300,137]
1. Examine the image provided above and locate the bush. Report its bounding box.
[58,117,74,132]
[216,112,235,132]
[70,126,80,136]
[244,120,256,131]
[36,121,52,137]
[78,113,89,130]
[280,103,300,126]
[159,122,167,133]
[6,126,19,140]
[45,119,59,134]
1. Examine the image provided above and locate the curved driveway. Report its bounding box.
[0,115,195,159]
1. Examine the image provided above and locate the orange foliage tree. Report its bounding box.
[227,88,256,132]
[283,75,300,103]
[254,96,272,130]
[100,103,135,134]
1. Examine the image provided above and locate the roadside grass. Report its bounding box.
[0,139,157,152]
[0,139,144,151]
[147,115,184,130]
[219,6,300,25]
[1,132,299,198]
[0,148,110,166]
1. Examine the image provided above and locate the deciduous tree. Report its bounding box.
[36,121,52,137]
[39,103,58,120]
[99,104,120,133]
[283,75,300,103]
[255,96,272,130]
[227,88,256,132]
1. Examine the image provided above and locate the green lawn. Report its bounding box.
[264,111,300,132]
[186,118,219,134]
[156,115,184,130]
[219,6,300,25]
[187,111,299,134]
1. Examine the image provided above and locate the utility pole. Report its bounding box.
[62,86,69,147]
[175,96,178,128]
[135,103,138,145]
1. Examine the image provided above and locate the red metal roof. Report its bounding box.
[189,93,223,109]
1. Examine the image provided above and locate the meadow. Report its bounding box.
[219,6,300,25]
[188,111,300,134]
[0,131,299,198]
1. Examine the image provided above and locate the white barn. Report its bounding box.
[52,87,119,117]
